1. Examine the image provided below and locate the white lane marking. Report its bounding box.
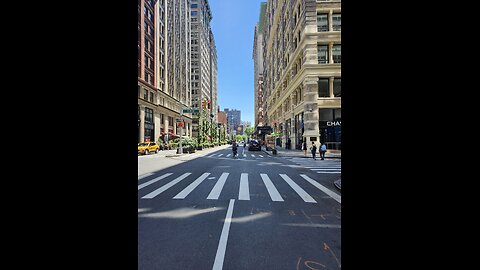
[138,173,173,190]
[239,173,250,200]
[316,171,342,174]
[218,154,223,157]
[279,174,317,203]
[260,174,284,202]
[310,168,342,171]
[300,174,341,203]
[251,154,255,157]
[281,223,341,229]
[207,173,229,200]
[142,173,191,199]
[259,155,264,158]
[226,154,231,157]
[305,166,341,169]
[138,172,154,181]
[208,154,216,157]
[243,154,246,157]
[212,199,235,270]
[173,173,211,199]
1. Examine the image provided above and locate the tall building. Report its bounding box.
[165,0,193,136]
[209,29,218,124]
[224,108,241,135]
[262,0,341,150]
[138,0,192,143]
[190,0,218,138]
[253,2,267,129]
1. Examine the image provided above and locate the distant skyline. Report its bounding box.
[209,0,265,125]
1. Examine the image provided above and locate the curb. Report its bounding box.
[334,180,341,191]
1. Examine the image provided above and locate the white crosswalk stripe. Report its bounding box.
[259,155,264,158]
[173,173,210,199]
[279,174,317,203]
[138,173,173,190]
[288,158,341,174]
[226,154,231,157]
[138,172,154,181]
[142,173,191,199]
[207,173,229,200]
[300,174,341,203]
[250,154,255,157]
[239,173,250,200]
[260,174,284,202]
[218,154,223,157]
[139,172,339,204]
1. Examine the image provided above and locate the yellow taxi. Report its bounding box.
[138,142,159,155]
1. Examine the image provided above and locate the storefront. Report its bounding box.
[319,108,341,150]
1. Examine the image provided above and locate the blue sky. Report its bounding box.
[209,0,265,125]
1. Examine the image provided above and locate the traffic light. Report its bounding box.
[207,100,211,109]
[202,100,206,109]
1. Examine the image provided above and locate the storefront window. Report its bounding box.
[319,108,341,150]
[333,78,341,97]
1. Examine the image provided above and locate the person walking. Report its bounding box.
[320,143,327,160]
[232,141,238,158]
[310,142,317,160]
[302,141,307,157]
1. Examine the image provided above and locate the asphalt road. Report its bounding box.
[138,146,341,270]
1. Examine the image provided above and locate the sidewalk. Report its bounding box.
[139,144,231,158]
[261,146,341,159]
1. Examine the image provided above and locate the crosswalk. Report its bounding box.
[207,152,270,159]
[288,157,341,175]
[138,171,341,204]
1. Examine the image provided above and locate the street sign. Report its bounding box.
[176,118,183,122]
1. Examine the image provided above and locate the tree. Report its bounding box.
[244,126,254,139]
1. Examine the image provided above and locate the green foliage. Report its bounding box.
[244,126,254,137]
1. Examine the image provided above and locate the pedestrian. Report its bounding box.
[320,143,327,160]
[287,138,291,150]
[310,142,317,160]
[232,141,238,157]
[302,141,307,157]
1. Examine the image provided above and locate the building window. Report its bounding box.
[150,92,154,103]
[318,78,330,98]
[333,78,341,97]
[317,14,328,32]
[168,116,174,126]
[145,107,154,123]
[332,44,341,63]
[332,13,341,31]
[144,89,148,100]
[191,4,198,8]
[317,45,329,64]
[161,114,164,123]
[191,11,197,16]
[138,85,141,98]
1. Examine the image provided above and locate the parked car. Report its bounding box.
[248,139,261,151]
[138,142,159,155]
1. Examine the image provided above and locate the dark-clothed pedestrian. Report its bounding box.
[310,142,317,160]
[232,142,238,157]
[302,141,307,157]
